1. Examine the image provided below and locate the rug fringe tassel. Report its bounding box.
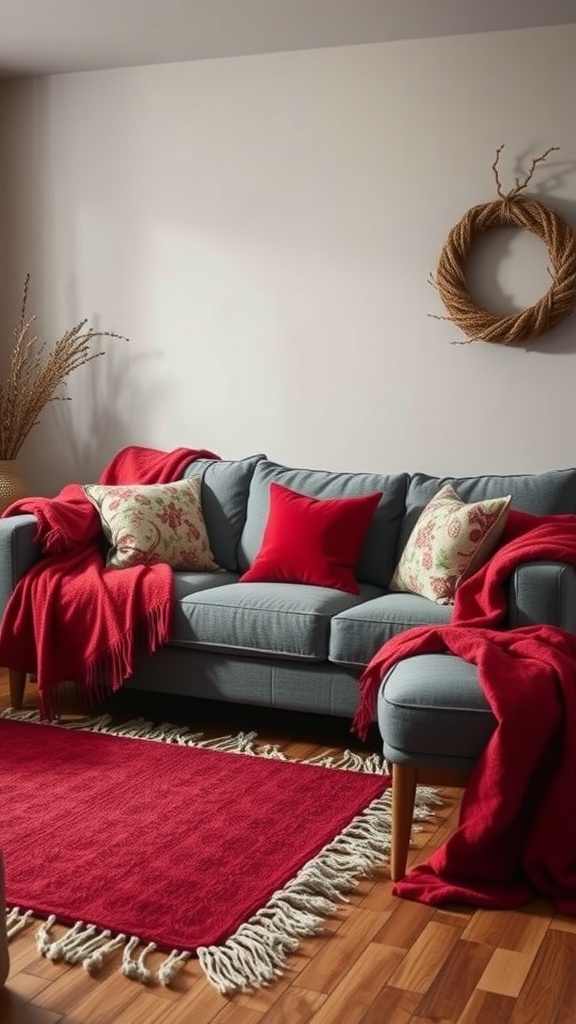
[303,748,386,773]
[197,789,393,995]
[36,916,127,967]
[0,708,261,756]
[157,949,192,986]
[121,936,156,982]
[6,906,33,939]
[30,914,191,987]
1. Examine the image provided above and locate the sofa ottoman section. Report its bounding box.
[377,653,497,881]
[378,654,495,771]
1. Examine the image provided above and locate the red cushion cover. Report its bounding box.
[239,483,382,593]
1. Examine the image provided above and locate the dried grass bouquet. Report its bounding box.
[0,274,127,460]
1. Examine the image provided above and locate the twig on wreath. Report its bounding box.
[492,144,506,198]
[492,144,561,200]
[430,143,576,345]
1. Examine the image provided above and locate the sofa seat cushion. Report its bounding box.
[378,654,496,770]
[238,460,409,589]
[329,594,451,667]
[170,581,384,659]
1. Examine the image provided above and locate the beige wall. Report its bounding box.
[1,23,575,494]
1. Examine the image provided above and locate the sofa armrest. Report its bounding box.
[0,515,41,620]
[507,560,576,631]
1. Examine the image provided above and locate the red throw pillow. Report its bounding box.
[239,482,382,593]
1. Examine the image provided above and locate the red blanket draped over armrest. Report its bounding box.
[352,510,576,914]
[0,445,218,718]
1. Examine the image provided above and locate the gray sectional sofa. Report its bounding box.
[2,453,576,729]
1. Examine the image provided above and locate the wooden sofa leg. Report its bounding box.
[8,669,27,709]
[391,763,418,882]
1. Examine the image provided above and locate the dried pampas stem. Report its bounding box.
[0,275,128,459]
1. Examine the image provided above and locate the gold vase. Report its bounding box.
[0,460,27,515]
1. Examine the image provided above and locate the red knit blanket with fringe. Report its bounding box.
[0,445,217,718]
[352,509,576,914]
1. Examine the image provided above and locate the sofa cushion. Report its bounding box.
[389,484,511,605]
[172,570,239,601]
[184,454,266,572]
[238,460,409,589]
[378,654,496,770]
[170,580,384,659]
[329,593,451,667]
[399,467,576,556]
[84,476,219,571]
[239,483,382,593]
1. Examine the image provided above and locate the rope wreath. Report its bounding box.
[433,145,576,344]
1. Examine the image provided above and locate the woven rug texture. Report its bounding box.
[0,711,435,993]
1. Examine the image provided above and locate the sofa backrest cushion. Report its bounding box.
[184,454,267,572]
[238,460,409,589]
[398,467,576,558]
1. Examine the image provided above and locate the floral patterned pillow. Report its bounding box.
[389,483,511,605]
[84,475,219,571]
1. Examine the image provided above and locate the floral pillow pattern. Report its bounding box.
[84,475,219,571]
[389,483,511,605]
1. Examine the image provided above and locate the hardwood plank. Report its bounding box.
[432,908,474,928]
[306,944,405,1024]
[212,1001,265,1024]
[0,988,63,1024]
[476,948,534,998]
[461,908,514,946]
[415,938,494,1021]
[411,1017,451,1024]
[359,987,421,1024]
[103,990,176,1024]
[53,971,166,1024]
[359,871,400,913]
[297,906,393,994]
[386,922,461,994]
[1,969,53,1003]
[496,902,551,957]
[553,938,576,1024]
[506,929,575,1023]
[373,898,436,948]
[257,985,327,1023]
[457,990,516,1023]
[550,913,576,934]
[108,976,228,1024]
[25,958,123,1013]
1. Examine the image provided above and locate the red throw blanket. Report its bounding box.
[352,509,576,914]
[0,445,218,718]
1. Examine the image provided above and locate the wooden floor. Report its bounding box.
[1,673,575,1024]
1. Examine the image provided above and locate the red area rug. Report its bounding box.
[0,712,417,994]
